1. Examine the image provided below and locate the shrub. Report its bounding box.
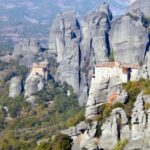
[109,48,115,62]
[51,134,72,150]
[144,103,150,110]
[7,96,31,117]
[66,109,85,127]
[144,89,150,95]
[37,140,52,150]
[114,139,128,150]
[0,107,6,128]
[112,102,124,109]
[103,103,112,120]
[123,79,150,117]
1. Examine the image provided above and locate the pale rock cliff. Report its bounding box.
[85,76,128,119]
[13,38,42,68]
[13,38,41,58]
[128,0,150,18]
[110,12,149,64]
[99,108,130,149]
[62,92,150,150]
[24,74,44,97]
[24,61,48,97]
[9,76,22,98]
[49,3,112,105]
[49,10,81,100]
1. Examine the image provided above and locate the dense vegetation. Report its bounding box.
[0,72,83,149]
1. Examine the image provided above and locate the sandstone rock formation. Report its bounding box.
[19,55,37,68]
[61,121,98,150]
[100,108,130,149]
[49,10,81,100]
[63,92,150,150]
[24,74,44,97]
[9,76,22,98]
[110,12,149,64]
[85,76,128,118]
[79,3,112,105]
[49,3,112,105]
[13,38,41,58]
[48,2,150,106]
[125,92,150,150]
[128,0,150,18]
[81,3,112,63]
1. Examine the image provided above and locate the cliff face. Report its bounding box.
[49,1,150,105]
[110,12,149,64]
[49,3,112,105]
[62,92,150,150]
[55,1,150,150]
[9,76,22,98]
[49,10,81,103]
[128,0,150,18]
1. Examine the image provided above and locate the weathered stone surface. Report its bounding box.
[110,13,149,64]
[128,0,150,18]
[19,55,37,68]
[9,76,22,98]
[80,138,99,150]
[76,121,89,133]
[146,51,150,78]
[86,105,98,118]
[61,127,77,137]
[49,10,81,103]
[13,38,41,58]
[86,77,127,118]
[81,3,112,63]
[99,108,130,149]
[49,3,112,106]
[25,74,44,97]
[26,96,36,105]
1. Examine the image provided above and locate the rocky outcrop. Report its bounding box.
[79,3,112,105]
[100,108,130,149]
[110,12,149,64]
[19,55,37,68]
[61,121,98,150]
[125,92,150,150]
[49,2,150,106]
[24,74,44,97]
[63,92,150,150]
[81,3,112,63]
[49,10,81,101]
[86,76,128,118]
[145,51,150,78]
[13,38,41,58]
[9,76,22,98]
[128,0,150,18]
[49,3,112,105]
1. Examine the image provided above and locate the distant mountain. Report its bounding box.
[0,0,129,51]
